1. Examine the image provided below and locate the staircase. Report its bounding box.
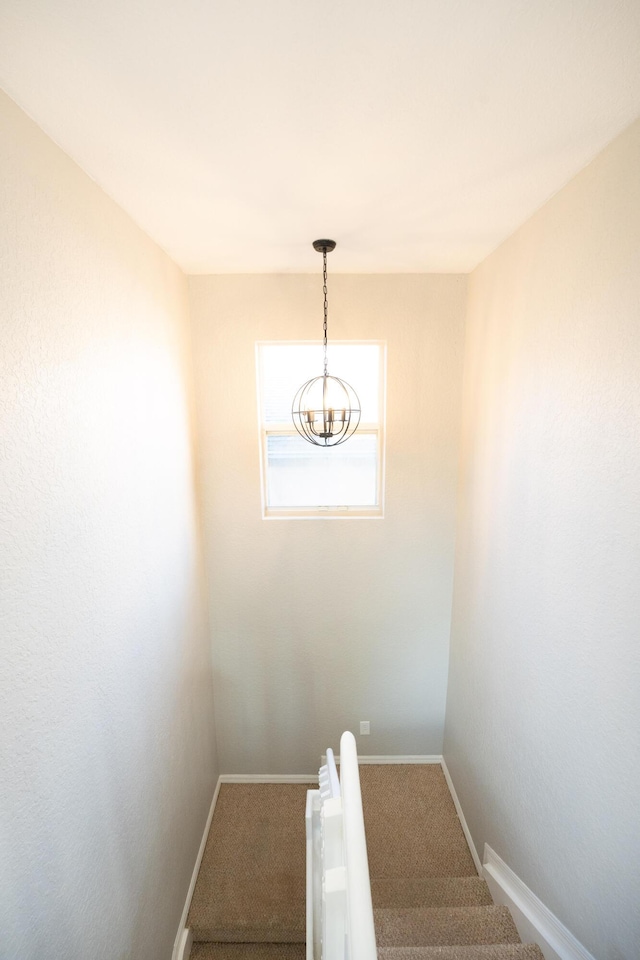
[186,748,544,960]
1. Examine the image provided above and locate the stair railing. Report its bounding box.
[306,730,377,960]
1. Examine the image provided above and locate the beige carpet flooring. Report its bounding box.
[371,877,492,909]
[187,765,543,959]
[374,906,520,947]
[190,946,545,960]
[359,766,477,879]
[376,948,546,960]
[188,783,308,942]
[190,946,305,960]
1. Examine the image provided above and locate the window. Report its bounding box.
[256,342,386,518]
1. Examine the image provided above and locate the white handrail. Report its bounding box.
[307,732,377,960]
[340,730,377,960]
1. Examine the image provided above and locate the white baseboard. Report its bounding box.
[171,777,221,960]
[173,929,193,960]
[328,754,443,765]
[439,758,482,875]
[218,773,319,783]
[358,754,443,764]
[219,760,443,782]
[483,845,596,960]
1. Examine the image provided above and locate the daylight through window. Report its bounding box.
[256,342,386,518]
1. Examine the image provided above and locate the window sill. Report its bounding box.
[263,505,384,520]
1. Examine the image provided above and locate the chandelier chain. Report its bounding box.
[323,248,328,376]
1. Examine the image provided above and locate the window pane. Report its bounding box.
[261,345,321,424]
[266,433,378,508]
[261,343,380,424]
[328,344,379,422]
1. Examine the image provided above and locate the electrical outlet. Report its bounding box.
[360,721,370,735]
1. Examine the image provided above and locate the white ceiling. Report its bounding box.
[2,0,640,273]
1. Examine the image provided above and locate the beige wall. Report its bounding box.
[444,118,640,957]
[189,273,466,773]
[0,91,217,960]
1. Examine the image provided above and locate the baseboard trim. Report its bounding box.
[329,754,443,765]
[483,845,596,960]
[218,773,319,783]
[359,754,443,764]
[171,777,221,960]
[173,929,193,960]
[439,758,483,875]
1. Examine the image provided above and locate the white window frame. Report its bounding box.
[256,340,386,520]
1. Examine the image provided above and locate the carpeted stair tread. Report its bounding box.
[377,946,545,960]
[190,944,306,959]
[188,783,308,942]
[374,905,521,947]
[372,877,492,909]
[360,766,478,879]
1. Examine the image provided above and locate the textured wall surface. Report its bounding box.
[189,273,466,772]
[0,91,218,960]
[444,118,640,958]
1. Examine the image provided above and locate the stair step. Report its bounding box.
[190,881,305,942]
[190,945,306,959]
[375,905,521,947]
[378,947,545,960]
[188,783,308,943]
[372,876,493,909]
[361,766,478,879]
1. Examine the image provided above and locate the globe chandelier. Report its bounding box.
[292,240,361,446]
